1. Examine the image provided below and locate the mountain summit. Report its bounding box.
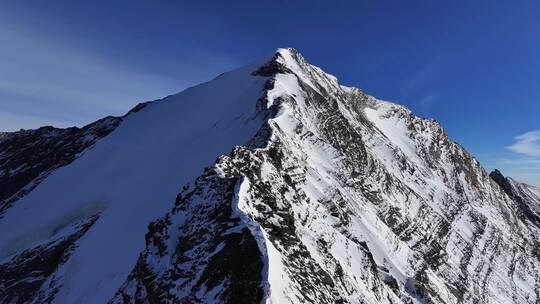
[1,48,539,304]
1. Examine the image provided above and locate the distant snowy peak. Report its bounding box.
[0,115,121,218]
[490,169,540,227]
[1,48,540,304]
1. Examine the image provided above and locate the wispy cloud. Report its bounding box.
[498,130,540,187]
[507,130,540,158]
[400,59,443,116]
[404,63,436,92]
[500,157,540,166]
[417,94,438,113]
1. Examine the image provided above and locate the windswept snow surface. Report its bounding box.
[0,62,269,303]
[364,102,422,164]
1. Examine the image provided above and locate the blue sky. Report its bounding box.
[1,1,539,186]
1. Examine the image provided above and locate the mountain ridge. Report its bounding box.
[1,48,539,304]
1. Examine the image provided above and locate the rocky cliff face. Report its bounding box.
[1,49,539,304]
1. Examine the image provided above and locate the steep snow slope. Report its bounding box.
[0,116,121,218]
[0,62,271,303]
[2,48,540,304]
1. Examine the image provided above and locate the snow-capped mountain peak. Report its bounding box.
[1,49,539,304]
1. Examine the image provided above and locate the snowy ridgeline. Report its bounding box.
[1,48,540,304]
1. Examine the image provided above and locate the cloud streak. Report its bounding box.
[496,130,540,187]
[507,130,540,158]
